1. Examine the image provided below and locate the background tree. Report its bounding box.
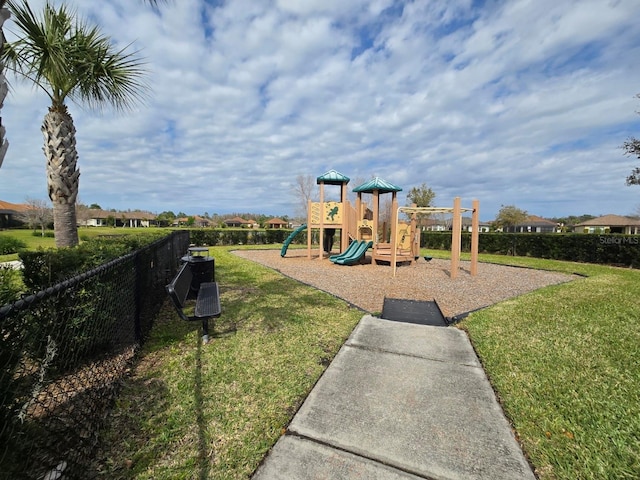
[379,196,393,239]
[627,166,640,185]
[345,176,372,221]
[406,183,436,207]
[406,182,436,228]
[622,94,640,186]
[156,210,176,227]
[16,197,52,235]
[550,214,596,232]
[494,205,528,231]
[75,201,91,226]
[622,142,640,185]
[292,174,318,219]
[432,211,453,231]
[3,0,148,247]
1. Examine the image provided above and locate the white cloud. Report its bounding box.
[1,0,639,219]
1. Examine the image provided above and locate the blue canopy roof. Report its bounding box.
[352,177,402,193]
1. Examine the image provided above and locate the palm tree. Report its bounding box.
[2,0,149,247]
[0,1,165,173]
[0,1,9,171]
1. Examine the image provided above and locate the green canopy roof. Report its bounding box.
[316,169,350,185]
[352,177,402,193]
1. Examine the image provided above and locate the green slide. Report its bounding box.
[335,241,373,265]
[280,224,307,257]
[329,240,360,263]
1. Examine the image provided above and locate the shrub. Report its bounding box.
[0,266,22,305]
[189,229,221,246]
[18,233,166,292]
[20,248,88,291]
[265,229,290,244]
[31,230,55,238]
[420,232,640,267]
[12,233,166,374]
[0,236,27,255]
[188,228,308,247]
[20,265,127,373]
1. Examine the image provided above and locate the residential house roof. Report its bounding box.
[266,217,288,225]
[515,215,558,227]
[224,216,252,225]
[83,209,156,220]
[0,200,30,213]
[574,214,640,227]
[174,215,210,226]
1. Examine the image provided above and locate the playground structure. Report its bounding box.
[393,198,480,279]
[300,169,479,279]
[306,170,357,261]
[352,176,414,267]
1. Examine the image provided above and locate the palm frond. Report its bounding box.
[68,22,149,112]
[5,1,75,101]
[4,0,149,111]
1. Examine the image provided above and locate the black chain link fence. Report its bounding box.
[0,230,189,479]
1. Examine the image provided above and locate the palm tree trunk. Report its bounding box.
[52,200,78,247]
[43,105,80,247]
[0,2,10,169]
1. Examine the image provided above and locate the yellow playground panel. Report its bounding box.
[310,201,344,226]
[396,222,413,250]
[357,219,374,241]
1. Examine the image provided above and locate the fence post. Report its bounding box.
[134,251,143,343]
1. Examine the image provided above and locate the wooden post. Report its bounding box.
[307,199,312,259]
[355,193,362,241]
[318,181,324,260]
[391,192,398,276]
[341,181,349,252]
[471,199,479,276]
[372,190,379,243]
[451,197,461,279]
[410,203,418,261]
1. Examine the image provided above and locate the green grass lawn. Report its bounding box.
[93,246,364,479]
[3,230,639,478]
[91,246,640,479]
[458,255,640,480]
[0,229,56,260]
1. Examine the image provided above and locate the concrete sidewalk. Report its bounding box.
[252,315,536,480]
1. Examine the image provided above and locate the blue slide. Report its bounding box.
[335,241,373,265]
[280,224,307,257]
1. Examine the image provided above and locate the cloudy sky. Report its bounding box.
[1,0,639,220]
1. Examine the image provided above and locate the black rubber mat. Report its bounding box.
[381,298,447,326]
